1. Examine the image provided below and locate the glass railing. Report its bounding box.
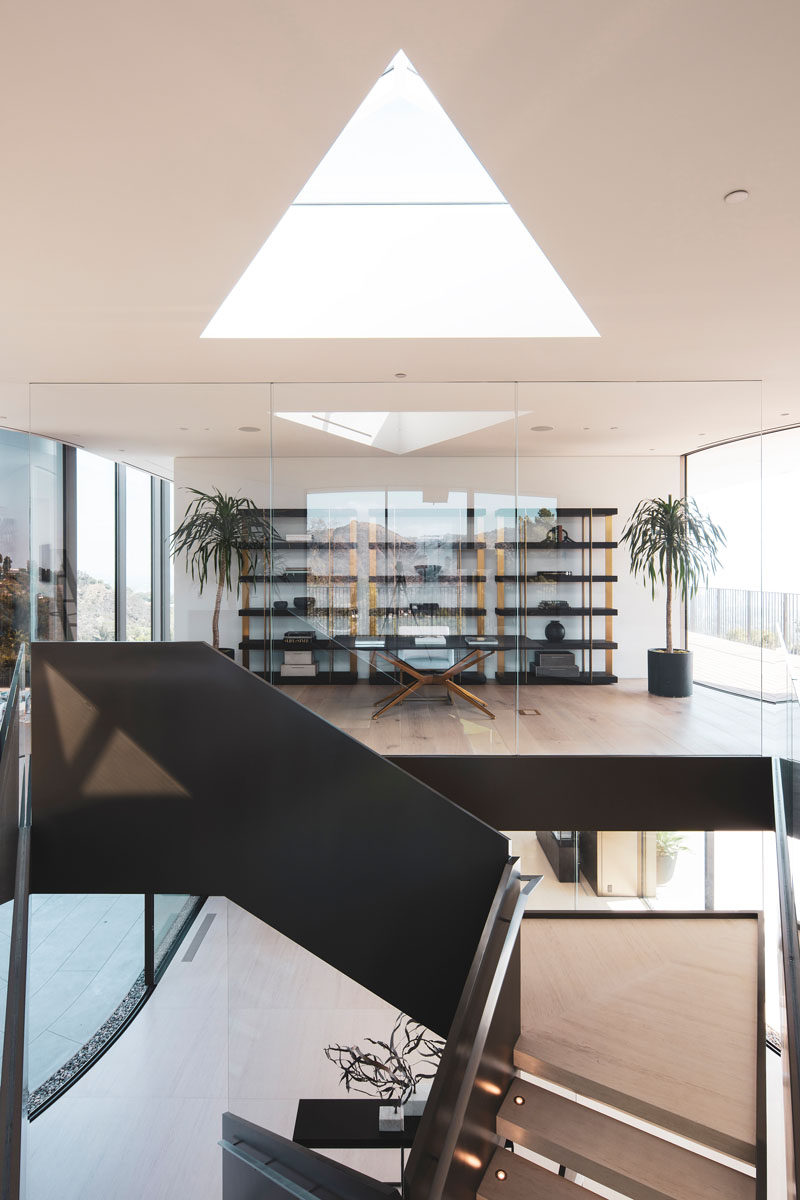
[508,827,766,912]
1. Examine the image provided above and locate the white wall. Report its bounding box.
[173,454,680,677]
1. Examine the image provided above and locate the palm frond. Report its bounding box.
[170,488,270,598]
[620,495,725,601]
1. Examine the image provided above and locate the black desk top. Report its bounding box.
[339,634,531,652]
[293,1098,420,1149]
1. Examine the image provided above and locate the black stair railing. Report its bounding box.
[0,647,30,1200]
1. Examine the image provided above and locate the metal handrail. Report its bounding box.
[0,761,31,1200]
[404,864,539,1200]
[219,1140,321,1199]
[0,646,24,761]
[773,757,800,1198]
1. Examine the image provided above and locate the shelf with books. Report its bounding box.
[494,506,617,684]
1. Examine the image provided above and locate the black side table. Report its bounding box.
[293,1098,421,1189]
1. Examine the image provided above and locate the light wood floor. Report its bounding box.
[279,678,775,757]
[28,898,401,1200]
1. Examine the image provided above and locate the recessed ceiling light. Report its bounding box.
[724,189,749,204]
[530,425,554,432]
[238,425,261,433]
[610,425,618,430]
[495,1168,507,1181]
[582,426,590,431]
[394,372,407,379]
[781,411,790,416]
[649,448,655,451]
[179,425,189,431]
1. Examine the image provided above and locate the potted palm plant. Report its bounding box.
[620,495,725,697]
[170,488,269,656]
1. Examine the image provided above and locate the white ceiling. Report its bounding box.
[3,1,799,462]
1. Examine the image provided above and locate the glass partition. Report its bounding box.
[510,828,765,912]
[0,428,31,681]
[268,382,517,753]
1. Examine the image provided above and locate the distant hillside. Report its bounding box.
[77,569,151,641]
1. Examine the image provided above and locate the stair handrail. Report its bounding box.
[219,1139,327,1199]
[773,755,800,1197]
[404,863,538,1200]
[0,758,31,1200]
[0,645,24,762]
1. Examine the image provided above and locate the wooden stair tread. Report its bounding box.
[497,1079,755,1200]
[478,1148,586,1200]
[518,916,760,1162]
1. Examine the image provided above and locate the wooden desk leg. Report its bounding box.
[372,676,428,719]
[445,678,496,718]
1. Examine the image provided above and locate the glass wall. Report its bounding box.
[124,466,152,640]
[76,450,116,641]
[0,428,31,683]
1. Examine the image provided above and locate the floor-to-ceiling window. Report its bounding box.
[75,449,170,642]
[76,449,116,641]
[124,465,153,641]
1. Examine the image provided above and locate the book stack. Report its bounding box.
[533,650,580,679]
[281,629,318,677]
[281,649,318,678]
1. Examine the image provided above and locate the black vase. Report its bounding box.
[545,620,566,642]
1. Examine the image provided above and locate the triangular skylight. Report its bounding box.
[203,51,598,339]
[276,409,518,453]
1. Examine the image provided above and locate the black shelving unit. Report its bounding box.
[238,502,619,687]
[494,506,618,684]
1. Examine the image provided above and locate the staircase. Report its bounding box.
[479,1075,755,1199]
[478,913,762,1199]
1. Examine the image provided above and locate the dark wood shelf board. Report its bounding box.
[495,540,617,550]
[240,575,358,584]
[239,638,335,650]
[369,540,482,550]
[495,574,617,583]
[238,608,354,617]
[369,575,486,584]
[369,607,487,617]
[495,607,617,617]
[252,670,360,685]
[495,671,618,685]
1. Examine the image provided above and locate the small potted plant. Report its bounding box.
[656,830,688,886]
[620,494,725,697]
[170,488,270,657]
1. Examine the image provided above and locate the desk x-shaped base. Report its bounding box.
[371,647,496,720]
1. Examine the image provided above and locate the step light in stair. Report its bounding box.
[494,1168,507,1180]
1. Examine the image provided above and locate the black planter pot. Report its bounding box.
[647,648,693,697]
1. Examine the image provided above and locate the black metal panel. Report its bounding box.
[30,643,509,1036]
[390,754,774,831]
[221,1113,399,1200]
